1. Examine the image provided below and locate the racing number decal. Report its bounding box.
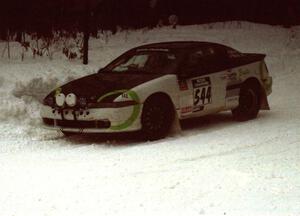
[194,86,212,105]
[192,77,212,106]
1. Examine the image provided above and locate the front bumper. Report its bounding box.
[40,104,142,133]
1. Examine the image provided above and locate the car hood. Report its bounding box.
[46,72,163,103]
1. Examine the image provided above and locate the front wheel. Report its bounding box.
[232,82,260,121]
[141,95,175,141]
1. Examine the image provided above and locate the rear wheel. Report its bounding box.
[232,82,260,121]
[141,95,175,141]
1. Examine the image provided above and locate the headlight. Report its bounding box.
[55,93,65,107]
[43,96,54,106]
[66,93,77,107]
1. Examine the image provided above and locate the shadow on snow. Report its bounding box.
[61,110,273,146]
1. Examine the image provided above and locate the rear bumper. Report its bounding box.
[40,104,142,133]
[260,76,272,110]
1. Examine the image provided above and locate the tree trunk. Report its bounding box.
[83,0,90,65]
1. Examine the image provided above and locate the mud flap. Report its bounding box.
[260,90,270,110]
[169,113,182,135]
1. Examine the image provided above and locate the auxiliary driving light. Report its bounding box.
[66,93,77,107]
[55,93,65,107]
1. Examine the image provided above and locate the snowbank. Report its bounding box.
[0,22,299,216]
[1,21,299,127]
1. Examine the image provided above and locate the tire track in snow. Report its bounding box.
[174,136,285,163]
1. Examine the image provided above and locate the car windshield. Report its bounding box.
[103,50,180,74]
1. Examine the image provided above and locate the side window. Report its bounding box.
[227,48,243,59]
[113,54,149,72]
[145,52,178,74]
[183,47,217,77]
[186,50,204,70]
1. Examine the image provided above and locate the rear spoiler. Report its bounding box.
[244,53,266,62]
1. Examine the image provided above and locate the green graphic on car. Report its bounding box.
[55,87,62,96]
[97,90,141,131]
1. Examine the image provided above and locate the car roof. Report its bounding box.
[135,41,228,50]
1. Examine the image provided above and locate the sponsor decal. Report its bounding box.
[122,93,129,99]
[181,106,193,114]
[193,105,204,113]
[97,90,141,131]
[227,72,238,81]
[192,77,212,106]
[226,97,239,103]
[192,77,211,88]
[239,68,250,76]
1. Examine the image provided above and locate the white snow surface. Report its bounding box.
[0,22,299,216]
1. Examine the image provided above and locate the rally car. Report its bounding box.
[41,41,273,140]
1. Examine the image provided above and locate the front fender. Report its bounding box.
[114,74,179,108]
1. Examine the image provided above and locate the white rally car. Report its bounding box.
[41,41,273,140]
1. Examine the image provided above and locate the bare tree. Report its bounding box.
[1,30,11,59]
[83,0,90,65]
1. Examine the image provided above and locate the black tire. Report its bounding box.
[232,82,260,121]
[141,95,175,141]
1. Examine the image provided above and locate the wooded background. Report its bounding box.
[1,0,299,39]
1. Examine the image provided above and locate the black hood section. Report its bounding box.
[48,72,162,103]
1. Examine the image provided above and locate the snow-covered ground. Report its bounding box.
[0,22,299,216]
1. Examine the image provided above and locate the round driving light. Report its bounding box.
[55,93,65,107]
[66,93,77,107]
